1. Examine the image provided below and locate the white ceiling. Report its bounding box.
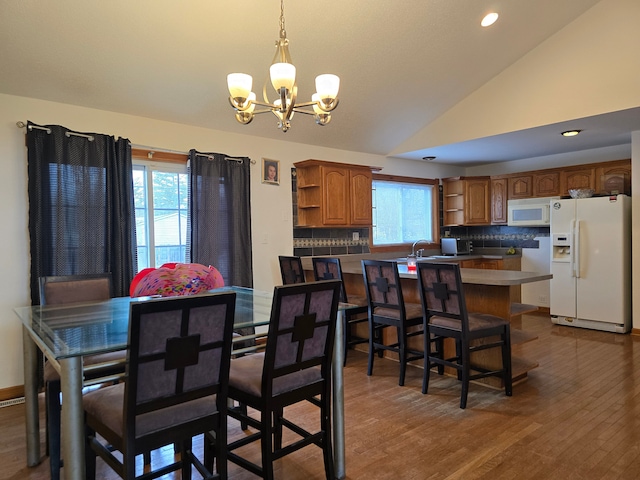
[1,0,635,167]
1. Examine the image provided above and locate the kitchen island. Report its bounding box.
[302,255,552,385]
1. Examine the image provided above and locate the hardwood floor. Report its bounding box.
[3,313,640,479]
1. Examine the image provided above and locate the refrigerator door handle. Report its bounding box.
[574,220,581,278]
[568,219,576,278]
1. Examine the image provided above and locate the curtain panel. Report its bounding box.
[26,121,137,302]
[187,150,253,288]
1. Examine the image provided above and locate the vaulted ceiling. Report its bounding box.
[1,0,637,167]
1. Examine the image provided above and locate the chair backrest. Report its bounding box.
[278,256,306,285]
[39,273,113,305]
[416,262,470,333]
[262,280,341,399]
[312,257,348,303]
[125,292,236,427]
[361,260,407,317]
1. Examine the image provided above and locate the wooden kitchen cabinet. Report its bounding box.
[595,159,631,195]
[533,171,560,197]
[491,177,508,224]
[490,159,629,202]
[465,177,491,224]
[508,174,533,199]
[559,167,596,196]
[442,177,490,226]
[294,159,374,227]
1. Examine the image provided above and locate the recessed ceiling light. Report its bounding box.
[561,130,582,137]
[422,156,436,161]
[481,12,499,27]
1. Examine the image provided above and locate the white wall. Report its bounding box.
[0,93,463,390]
[393,0,640,156]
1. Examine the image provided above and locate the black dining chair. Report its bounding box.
[312,257,370,365]
[209,280,341,480]
[361,260,431,386]
[416,261,512,409]
[39,273,127,480]
[83,292,236,479]
[278,255,306,285]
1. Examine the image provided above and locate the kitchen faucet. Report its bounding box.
[411,239,430,257]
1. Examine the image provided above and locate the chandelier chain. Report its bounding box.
[279,0,286,38]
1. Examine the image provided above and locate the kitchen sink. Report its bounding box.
[393,257,436,263]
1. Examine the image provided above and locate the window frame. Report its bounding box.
[132,149,189,271]
[369,173,440,253]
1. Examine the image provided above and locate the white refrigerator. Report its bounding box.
[550,195,631,333]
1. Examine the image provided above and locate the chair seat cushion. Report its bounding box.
[346,294,368,308]
[43,350,126,382]
[83,382,218,438]
[373,302,423,322]
[229,353,322,398]
[430,312,509,331]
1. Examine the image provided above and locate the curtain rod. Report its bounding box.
[131,143,256,165]
[16,121,95,141]
[17,123,255,164]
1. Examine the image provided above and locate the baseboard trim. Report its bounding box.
[0,385,24,402]
[631,328,640,337]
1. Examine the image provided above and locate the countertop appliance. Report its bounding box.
[550,195,631,333]
[507,196,560,226]
[440,237,472,256]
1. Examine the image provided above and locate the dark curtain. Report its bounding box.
[187,150,253,287]
[27,121,137,303]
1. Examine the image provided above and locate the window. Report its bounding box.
[372,174,439,248]
[133,160,188,271]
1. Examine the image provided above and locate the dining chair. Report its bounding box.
[416,261,512,409]
[39,273,126,480]
[361,260,431,386]
[83,291,236,480]
[209,280,341,480]
[278,255,306,285]
[312,257,370,365]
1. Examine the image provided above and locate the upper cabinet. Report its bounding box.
[559,166,596,196]
[443,176,490,226]
[491,177,508,224]
[294,159,376,227]
[495,158,630,201]
[508,175,533,199]
[595,160,632,196]
[533,171,560,197]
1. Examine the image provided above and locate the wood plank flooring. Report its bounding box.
[3,313,640,479]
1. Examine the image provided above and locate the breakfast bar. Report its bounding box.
[304,256,553,385]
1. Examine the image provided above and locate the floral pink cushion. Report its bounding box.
[129,263,224,297]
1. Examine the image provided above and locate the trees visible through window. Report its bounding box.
[133,162,188,270]
[372,176,439,247]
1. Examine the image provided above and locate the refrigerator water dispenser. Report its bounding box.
[552,233,571,262]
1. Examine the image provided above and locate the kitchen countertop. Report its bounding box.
[301,253,550,287]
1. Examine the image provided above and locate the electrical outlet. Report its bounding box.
[261,233,269,244]
[538,295,548,304]
[352,232,359,241]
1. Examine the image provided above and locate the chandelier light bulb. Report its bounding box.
[227,73,253,104]
[270,63,296,93]
[315,74,340,102]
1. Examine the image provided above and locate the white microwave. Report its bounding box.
[507,197,560,226]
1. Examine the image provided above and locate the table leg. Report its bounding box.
[59,356,85,480]
[332,310,346,479]
[22,326,41,467]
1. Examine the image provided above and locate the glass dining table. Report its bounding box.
[15,286,352,480]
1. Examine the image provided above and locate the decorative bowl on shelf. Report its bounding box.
[568,188,595,199]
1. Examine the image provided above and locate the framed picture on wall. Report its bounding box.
[262,158,280,185]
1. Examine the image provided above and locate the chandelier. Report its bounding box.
[226,0,340,132]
